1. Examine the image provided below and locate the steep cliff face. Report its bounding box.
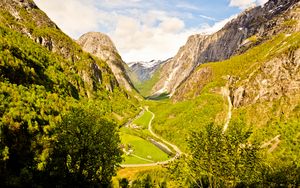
[77,32,135,92]
[172,67,213,102]
[172,0,300,102]
[0,0,119,97]
[153,0,300,96]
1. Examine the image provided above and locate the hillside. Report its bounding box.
[0,0,139,186]
[147,29,300,188]
[151,0,300,96]
[0,0,122,96]
[135,1,300,186]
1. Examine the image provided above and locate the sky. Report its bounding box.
[34,0,268,62]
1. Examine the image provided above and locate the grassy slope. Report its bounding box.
[0,4,141,124]
[149,33,300,154]
[149,94,226,151]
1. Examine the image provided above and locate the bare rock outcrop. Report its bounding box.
[77,32,135,92]
[172,67,213,102]
[231,48,300,107]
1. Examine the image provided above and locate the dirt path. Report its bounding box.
[121,107,182,168]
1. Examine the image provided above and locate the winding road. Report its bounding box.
[121,107,182,168]
[147,107,182,156]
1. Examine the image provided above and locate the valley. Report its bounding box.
[120,106,181,167]
[1,0,300,187]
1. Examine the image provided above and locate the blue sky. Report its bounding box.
[34,0,268,62]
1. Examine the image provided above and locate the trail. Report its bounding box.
[221,84,233,133]
[121,107,182,168]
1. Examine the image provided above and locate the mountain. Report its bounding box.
[127,59,169,97]
[147,0,300,183]
[152,0,300,96]
[127,60,166,82]
[173,0,300,102]
[77,32,135,92]
[0,0,123,97]
[0,0,139,186]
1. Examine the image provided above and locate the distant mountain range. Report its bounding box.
[127,59,168,82]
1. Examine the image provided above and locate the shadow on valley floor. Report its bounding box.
[146,93,170,101]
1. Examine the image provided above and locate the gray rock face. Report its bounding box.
[231,48,300,107]
[77,32,134,92]
[171,0,300,102]
[153,0,300,96]
[172,67,213,102]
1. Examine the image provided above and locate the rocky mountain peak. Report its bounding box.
[77,32,135,92]
[78,32,118,55]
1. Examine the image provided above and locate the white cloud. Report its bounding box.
[198,14,217,21]
[229,0,256,9]
[34,0,102,37]
[34,0,232,62]
[111,13,234,62]
[159,17,185,33]
[257,0,268,6]
[229,0,269,9]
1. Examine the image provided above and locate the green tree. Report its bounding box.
[119,178,129,188]
[45,108,123,187]
[181,122,262,187]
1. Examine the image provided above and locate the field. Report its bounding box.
[120,133,170,164]
[120,108,171,165]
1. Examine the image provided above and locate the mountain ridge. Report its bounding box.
[151,0,300,97]
[172,0,300,102]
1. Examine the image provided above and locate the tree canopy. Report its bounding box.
[44,108,123,187]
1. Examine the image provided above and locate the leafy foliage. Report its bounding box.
[166,123,257,187]
[149,93,226,151]
[44,108,122,187]
[186,122,262,187]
